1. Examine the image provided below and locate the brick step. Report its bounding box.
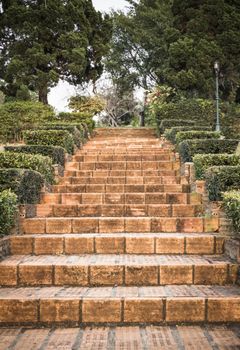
[82,148,174,153]
[41,192,202,205]
[76,150,174,155]
[21,216,219,235]
[83,141,165,145]
[34,204,203,218]
[2,326,240,348]
[0,285,240,325]
[64,169,179,177]
[90,143,167,146]
[52,184,190,194]
[0,254,237,287]
[65,161,180,171]
[10,233,224,255]
[95,127,156,135]
[85,144,165,148]
[58,176,188,185]
[73,154,175,162]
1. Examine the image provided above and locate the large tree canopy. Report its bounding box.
[0,0,112,103]
[105,0,240,101]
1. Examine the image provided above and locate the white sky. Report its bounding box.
[49,0,129,112]
[92,0,128,12]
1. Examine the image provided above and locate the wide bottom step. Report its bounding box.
[0,286,240,325]
[1,325,240,349]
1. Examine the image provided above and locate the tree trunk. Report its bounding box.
[38,86,49,105]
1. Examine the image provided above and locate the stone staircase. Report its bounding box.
[0,127,240,326]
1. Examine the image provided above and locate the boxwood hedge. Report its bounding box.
[205,165,240,201]
[56,112,95,133]
[5,145,66,167]
[0,189,18,236]
[40,124,83,148]
[175,131,221,145]
[164,126,212,144]
[0,101,54,143]
[23,130,74,154]
[0,168,44,204]
[223,191,240,234]
[0,151,54,184]
[193,154,240,180]
[156,98,215,125]
[178,139,239,162]
[159,119,195,134]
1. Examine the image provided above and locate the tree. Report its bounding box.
[105,0,240,101]
[0,0,112,104]
[68,95,105,117]
[105,1,178,92]
[98,84,140,127]
[169,0,240,100]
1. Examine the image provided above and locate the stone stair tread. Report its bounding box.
[11,232,221,238]
[23,216,209,219]
[0,254,234,265]
[1,285,240,298]
[1,326,239,349]
[42,192,191,194]
[1,285,239,324]
[10,232,223,256]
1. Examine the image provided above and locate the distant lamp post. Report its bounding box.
[214,61,220,132]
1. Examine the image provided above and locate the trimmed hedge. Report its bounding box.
[0,151,54,184]
[41,124,83,148]
[178,139,239,163]
[0,189,18,236]
[175,131,221,145]
[0,168,44,204]
[193,154,240,180]
[5,145,66,167]
[205,166,240,201]
[0,101,54,143]
[164,126,212,144]
[223,191,240,234]
[44,122,87,141]
[56,112,95,133]
[156,99,215,124]
[23,130,74,154]
[159,119,195,134]
[154,98,240,139]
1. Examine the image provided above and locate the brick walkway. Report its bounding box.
[1,326,240,349]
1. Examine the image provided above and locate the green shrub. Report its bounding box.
[44,122,87,141]
[223,191,240,233]
[41,124,83,148]
[5,145,66,167]
[56,112,95,133]
[154,98,240,139]
[159,119,195,134]
[0,151,54,184]
[193,154,240,179]
[23,130,74,154]
[156,98,215,125]
[205,166,240,201]
[175,131,221,145]
[0,189,18,236]
[0,169,44,204]
[0,101,54,142]
[164,126,212,144]
[178,139,239,163]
